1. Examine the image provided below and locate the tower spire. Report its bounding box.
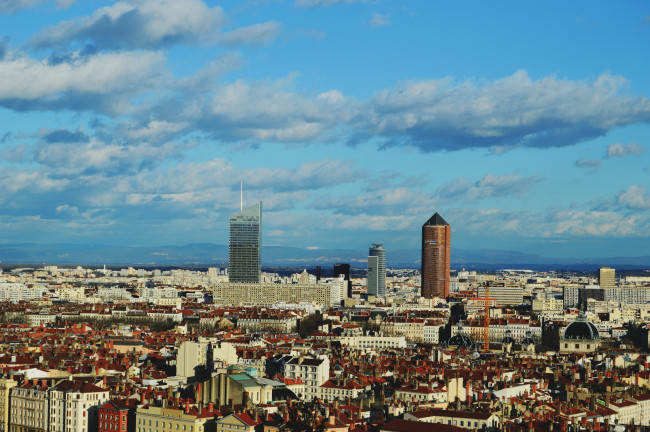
[240,181,243,211]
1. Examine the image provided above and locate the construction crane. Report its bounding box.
[483,283,490,351]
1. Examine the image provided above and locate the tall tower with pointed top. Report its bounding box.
[229,202,262,283]
[421,212,450,299]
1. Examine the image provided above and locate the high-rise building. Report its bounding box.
[229,202,262,283]
[599,267,615,289]
[367,244,386,298]
[334,263,351,298]
[421,212,451,299]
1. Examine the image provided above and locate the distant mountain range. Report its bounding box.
[0,242,649,271]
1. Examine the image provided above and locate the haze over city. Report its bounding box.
[1,1,649,261]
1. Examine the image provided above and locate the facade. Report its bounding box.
[98,400,136,432]
[599,267,616,288]
[215,413,261,432]
[421,213,451,299]
[404,409,499,430]
[476,285,524,307]
[284,356,330,401]
[9,381,49,432]
[337,335,407,350]
[51,380,110,432]
[211,281,342,307]
[135,406,213,432]
[229,202,262,284]
[559,317,601,354]
[0,379,16,432]
[333,264,351,298]
[563,285,580,309]
[367,244,386,298]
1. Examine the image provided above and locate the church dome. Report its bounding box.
[501,329,515,345]
[447,333,474,349]
[563,318,599,340]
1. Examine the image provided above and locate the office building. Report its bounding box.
[476,285,524,307]
[367,244,386,298]
[212,280,344,307]
[421,212,451,299]
[229,202,262,283]
[599,267,616,288]
[334,263,351,298]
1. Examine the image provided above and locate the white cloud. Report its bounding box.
[575,158,602,168]
[436,173,541,201]
[369,13,390,28]
[606,142,644,158]
[29,0,225,50]
[617,184,650,210]
[361,70,650,152]
[0,50,164,114]
[217,22,281,46]
[448,207,650,239]
[0,0,74,14]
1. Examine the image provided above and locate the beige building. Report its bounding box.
[599,267,616,288]
[177,341,238,378]
[284,356,330,401]
[211,281,342,307]
[9,381,49,432]
[380,319,425,342]
[135,406,214,432]
[51,380,109,432]
[215,413,261,432]
[476,285,524,307]
[559,318,601,354]
[0,378,16,432]
[195,373,273,408]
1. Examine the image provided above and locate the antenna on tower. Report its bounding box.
[240,181,243,211]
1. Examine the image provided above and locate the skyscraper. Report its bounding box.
[599,266,615,289]
[421,213,450,299]
[367,244,386,298]
[229,202,262,283]
[334,263,351,298]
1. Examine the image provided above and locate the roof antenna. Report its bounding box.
[240,181,243,211]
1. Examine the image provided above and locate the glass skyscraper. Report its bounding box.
[229,202,262,283]
[368,244,386,298]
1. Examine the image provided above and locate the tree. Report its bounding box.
[298,313,324,338]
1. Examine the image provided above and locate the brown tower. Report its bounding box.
[421,212,450,299]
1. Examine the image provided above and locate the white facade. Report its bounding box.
[284,356,330,400]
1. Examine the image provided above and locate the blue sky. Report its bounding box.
[0,0,649,259]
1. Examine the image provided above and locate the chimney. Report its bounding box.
[185,399,190,414]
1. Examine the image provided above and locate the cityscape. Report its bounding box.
[1,2,650,432]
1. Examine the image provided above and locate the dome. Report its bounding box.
[447,333,474,349]
[563,318,599,340]
[501,330,515,345]
[521,330,536,347]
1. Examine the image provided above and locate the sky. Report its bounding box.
[0,0,649,259]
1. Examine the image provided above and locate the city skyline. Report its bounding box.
[0,2,649,260]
